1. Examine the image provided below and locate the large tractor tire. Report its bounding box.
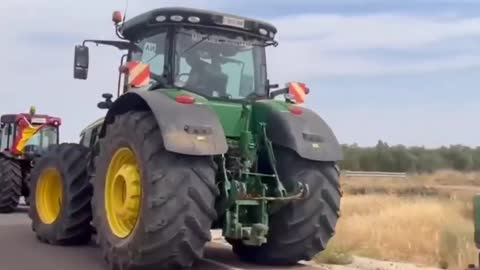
[29,143,92,245]
[229,146,342,265]
[92,111,218,270]
[0,156,22,213]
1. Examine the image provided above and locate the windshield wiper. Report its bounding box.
[180,34,212,56]
[263,40,278,48]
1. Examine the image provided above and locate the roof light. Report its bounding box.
[188,16,200,23]
[175,95,195,104]
[155,15,167,22]
[170,15,183,22]
[289,107,303,116]
[112,11,123,25]
[259,28,268,35]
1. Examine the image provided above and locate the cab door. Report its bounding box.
[0,123,15,152]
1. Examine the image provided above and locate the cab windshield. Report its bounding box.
[131,27,268,99]
[23,125,58,151]
[174,28,267,99]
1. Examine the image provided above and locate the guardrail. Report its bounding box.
[342,170,407,178]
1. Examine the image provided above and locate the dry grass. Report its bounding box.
[341,170,480,201]
[315,171,480,269]
[414,170,480,187]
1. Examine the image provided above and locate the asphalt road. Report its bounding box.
[0,206,322,270]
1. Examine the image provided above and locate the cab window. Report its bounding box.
[80,126,101,148]
[0,124,14,151]
[80,130,92,148]
[131,31,167,78]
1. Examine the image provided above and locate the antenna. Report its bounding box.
[122,0,129,25]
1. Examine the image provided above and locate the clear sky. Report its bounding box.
[1,0,479,147]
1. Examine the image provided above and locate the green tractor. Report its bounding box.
[28,7,342,270]
[0,107,61,213]
[468,196,480,270]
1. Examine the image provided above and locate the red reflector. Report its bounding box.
[299,83,310,94]
[289,107,303,116]
[175,95,195,104]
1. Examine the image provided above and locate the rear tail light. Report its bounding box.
[175,95,195,104]
[289,107,303,116]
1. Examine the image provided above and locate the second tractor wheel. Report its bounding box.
[229,146,342,265]
[92,111,218,270]
[29,143,92,245]
[0,156,22,213]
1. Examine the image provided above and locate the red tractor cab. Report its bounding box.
[0,107,61,213]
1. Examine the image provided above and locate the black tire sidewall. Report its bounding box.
[0,156,22,212]
[29,143,91,244]
[93,111,218,269]
[94,137,147,248]
[93,116,160,265]
[29,152,68,240]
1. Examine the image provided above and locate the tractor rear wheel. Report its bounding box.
[0,156,22,213]
[92,111,218,270]
[229,146,342,265]
[29,143,92,245]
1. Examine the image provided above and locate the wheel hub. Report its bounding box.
[105,147,142,239]
[36,168,63,224]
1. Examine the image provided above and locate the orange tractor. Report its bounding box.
[0,107,61,213]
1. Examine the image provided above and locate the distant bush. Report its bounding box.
[340,141,480,173]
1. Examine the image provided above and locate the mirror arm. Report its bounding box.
[269,87,288,99]
[117,54,128,97]
[115,25,127,40]
[82,40,139,51]
[265,79,278,97]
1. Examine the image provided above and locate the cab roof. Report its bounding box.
[120,7,277,41]
[79,117,104,135]
[0,113,61,125]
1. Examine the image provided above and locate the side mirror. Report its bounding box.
[74,45,89,80]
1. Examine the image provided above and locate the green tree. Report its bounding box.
[340,142,477,173]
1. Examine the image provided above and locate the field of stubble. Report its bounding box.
[315,170,480,270]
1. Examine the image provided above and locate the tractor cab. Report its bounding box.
[118,8,276,99]
[0,108,61,159]
[72,8,310,102]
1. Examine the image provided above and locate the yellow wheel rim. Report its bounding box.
[105,147,142,239]
[36,168,63,224]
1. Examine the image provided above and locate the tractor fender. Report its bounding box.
[100,90,228,156]
[265,106,343,162]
